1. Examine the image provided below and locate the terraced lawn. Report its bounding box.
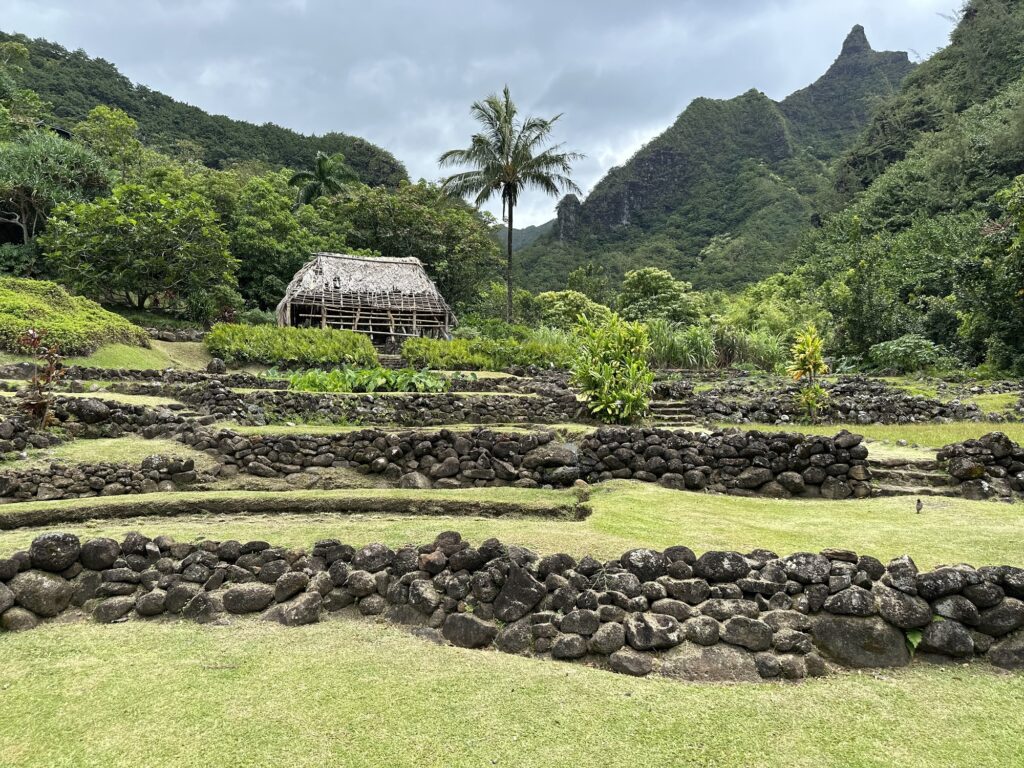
[1,481,1020,568]
[1,436,217,473]
[0,618,1020,768]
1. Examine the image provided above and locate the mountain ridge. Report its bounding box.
[517,25,915,292]
[0,30,408,187]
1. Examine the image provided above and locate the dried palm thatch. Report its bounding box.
[275,253,456,343]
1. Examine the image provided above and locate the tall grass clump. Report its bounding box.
[205,323,377,368]
[0,277,149,355]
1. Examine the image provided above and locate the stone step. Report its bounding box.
[869,468,952,487]
[872,484,962,498]
[868,457,939,471]
[377,354,404,370]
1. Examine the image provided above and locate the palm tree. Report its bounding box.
[439,86,581,322]
[288,151,358,210]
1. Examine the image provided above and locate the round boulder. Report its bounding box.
[80,538,121,571]
[9,570,74,617]
[29,533,81,573]
[693,551,750,583]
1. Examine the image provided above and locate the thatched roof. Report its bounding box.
[275,253,455,325]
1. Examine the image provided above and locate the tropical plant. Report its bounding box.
[439,85,581,322]
[288,151,359,209]
[868,334,950,373]
[571,315,654,424]
[18,329,63,428]
[205,323,377,368]
[787,324,829,421]
[288,366,448,394]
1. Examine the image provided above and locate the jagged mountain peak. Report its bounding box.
[841,24,872,56]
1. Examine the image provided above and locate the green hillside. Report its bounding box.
[517,26,914,292]
[0,31,408,187]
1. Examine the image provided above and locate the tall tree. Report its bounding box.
[439,86,581,321]
[288,151,358,209]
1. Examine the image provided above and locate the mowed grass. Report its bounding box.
[0,483,1023,767]
[2,437,218,472]
[730,421,1024,449]
[1,482,1020,568]
[58,390,184,408]
[1,618,1021,768]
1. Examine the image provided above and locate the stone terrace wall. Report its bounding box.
[580,427,870,499]
[938,432,1024,499]
[0,455,206,502]
[209,386,585,428]
[179,425,871,496]
[2,531,1022,681]
[654,376,988,425]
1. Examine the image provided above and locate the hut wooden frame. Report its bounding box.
[276,253,456,343]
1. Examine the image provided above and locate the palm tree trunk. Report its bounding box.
[505,204,514,323]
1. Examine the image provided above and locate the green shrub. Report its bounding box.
[571,315,654,424]
[0,277,149,355]
[534,290,613,330]
[236,308,277,326]
[288,366,448,393]
[401,329,575,370]
[205,323,377,368]
[868,334,950,373]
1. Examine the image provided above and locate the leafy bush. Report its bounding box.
[205,323,377,368]
[868,334,950,373]
[402,328,575,370]
[571,315,654,424]
[288,366,448,393]
[236,308,277,326]
[0,277,149,354]
[534,290,613,330]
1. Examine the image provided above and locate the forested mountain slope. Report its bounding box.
[516,26,914,292]
[0,31,408,187]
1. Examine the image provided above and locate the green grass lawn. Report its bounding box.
[58,390,184,408]
[1,481,1019,568]
[0,618,1020,768]
[1,481,1022,766]
[967,392,1020,413]
[2,436,218,473]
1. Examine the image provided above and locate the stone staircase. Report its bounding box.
[868,457,959,498]
[377,353,404,370]
[648,400,701,429]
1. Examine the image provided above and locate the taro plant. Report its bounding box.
[787,324,829,422]
[18,329,64,428]
[288,366,449,394]
[570,314,654,424]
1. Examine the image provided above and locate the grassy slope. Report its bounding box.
[1,618,1020,768]
[1,482,1020,568]
[2,436,217,472]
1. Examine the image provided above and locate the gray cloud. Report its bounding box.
[2,0,955,224]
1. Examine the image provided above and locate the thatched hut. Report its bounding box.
[275,253,456,344]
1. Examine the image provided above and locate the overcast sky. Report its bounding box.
[3,0,957,225]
